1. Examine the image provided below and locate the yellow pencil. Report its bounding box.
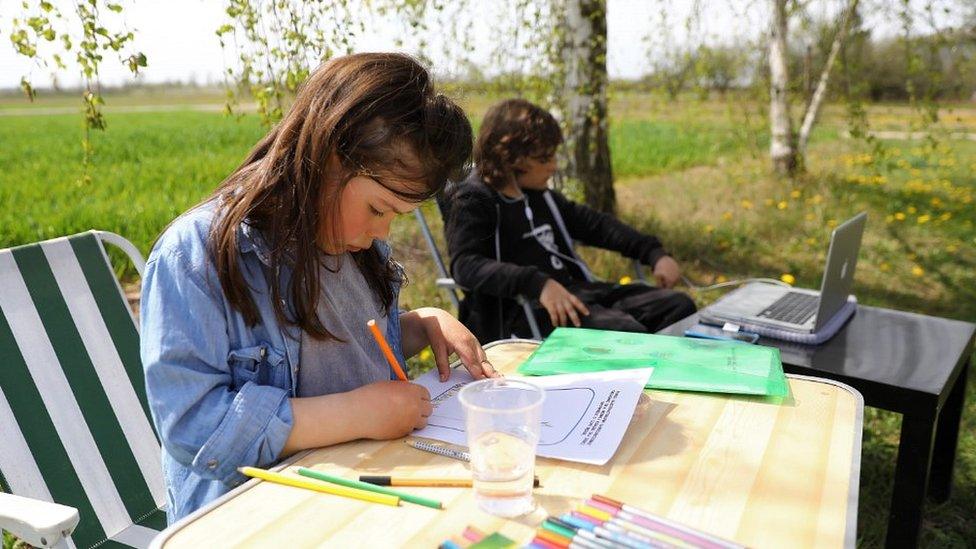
[239,467,400,507]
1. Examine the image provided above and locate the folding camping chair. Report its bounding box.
[0,231,166,548]
[415,203,650,341]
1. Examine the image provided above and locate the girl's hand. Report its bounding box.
[410,307,498,381]
[348,380,433,439]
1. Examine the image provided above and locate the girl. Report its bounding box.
[141,53,494,522]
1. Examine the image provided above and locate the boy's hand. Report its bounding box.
[411,307,498,382]
[653,256,681,288]
[539,279,590,328]
[349,381,433,439]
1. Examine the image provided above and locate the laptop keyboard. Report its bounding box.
[758,292,819,325]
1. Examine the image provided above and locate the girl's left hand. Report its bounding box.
[411,307,499,381]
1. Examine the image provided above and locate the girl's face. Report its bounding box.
[318,173,420,255]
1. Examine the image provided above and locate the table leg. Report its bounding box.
[885,411,937,548]
[928,359,970,502]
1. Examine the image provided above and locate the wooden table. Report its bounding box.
[660,307,975,547]
[154,340,863,549]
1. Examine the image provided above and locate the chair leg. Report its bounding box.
[520,299,543,340]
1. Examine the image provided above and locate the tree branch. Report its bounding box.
[797,0,860,153]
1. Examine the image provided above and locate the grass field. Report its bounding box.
[1,91,974,548]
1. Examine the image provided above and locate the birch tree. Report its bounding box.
[768,0,860,176]
[558,0,616,214]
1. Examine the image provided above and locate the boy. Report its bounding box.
[444,98,696,343]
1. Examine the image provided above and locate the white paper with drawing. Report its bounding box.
[412,368,653,465]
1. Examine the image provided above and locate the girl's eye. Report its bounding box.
[369,205,385,217]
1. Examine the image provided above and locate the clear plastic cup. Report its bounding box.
[458,378,545,517]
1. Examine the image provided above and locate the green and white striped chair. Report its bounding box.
[0,231,166,548]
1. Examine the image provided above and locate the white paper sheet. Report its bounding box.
[412,367,653,465]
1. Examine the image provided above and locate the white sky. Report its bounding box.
[0,0,961,90]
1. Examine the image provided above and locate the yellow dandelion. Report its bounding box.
[790,190,801,199]
[939,212,952,221]
[777,201,788,210]
[703,224,714,234]
[740,199,754,210]
[917,214,930,224]
[947,244,958,253]
[811,195,824,204]
[419,348,433,361]
[716,275,728,283]
[806,237,817,246]
[894,212,906,221]
[930,197,942,207]
[722,211,733,221]
[907,206,917,214]
[880,263,891,272]
[618,275,633,285]
[911,265,924,277]
[780,273,796,285]
[827,219,838,228]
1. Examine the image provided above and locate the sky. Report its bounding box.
[0,0,960,91]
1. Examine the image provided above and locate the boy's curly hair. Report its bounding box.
[474,99,563,190]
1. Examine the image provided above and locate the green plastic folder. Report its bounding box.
[517,327,788,397]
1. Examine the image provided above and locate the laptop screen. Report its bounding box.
[814,212,867,330]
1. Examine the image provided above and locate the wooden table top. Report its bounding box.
[157,340,862,549]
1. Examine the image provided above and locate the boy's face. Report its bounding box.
[515,154,558,190]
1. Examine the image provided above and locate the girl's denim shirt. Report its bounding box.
[140,204,406,523]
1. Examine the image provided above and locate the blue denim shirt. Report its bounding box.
[140,204,405,523]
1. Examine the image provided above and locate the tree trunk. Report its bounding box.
[560,0,615,214]
[769,0,796,176]
[797,0,859,154]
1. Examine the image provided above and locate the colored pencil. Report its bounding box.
[367,318,408,381]
[585,498,697,547]
[462,525,486,543]
[591,494,743,548]
[536,528,571,548]
[359,475,541,488]
[238,466,399,506]
[549,517,615,549]
[571,510,653,549]
[296,467,442,509]
[531,537,564,549]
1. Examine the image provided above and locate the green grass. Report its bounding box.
[2,94,975,548]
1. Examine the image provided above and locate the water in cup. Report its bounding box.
[470,430,536,516]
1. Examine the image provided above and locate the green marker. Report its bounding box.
[296,467,443,510]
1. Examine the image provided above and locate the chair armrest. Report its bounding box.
[436,277,466,291]
[0,493,79,548]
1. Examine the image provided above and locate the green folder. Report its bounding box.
[517,327,788,397]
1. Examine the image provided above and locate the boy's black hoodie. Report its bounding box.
[444,172,670,343]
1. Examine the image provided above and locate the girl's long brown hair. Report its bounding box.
[207,53,472,339]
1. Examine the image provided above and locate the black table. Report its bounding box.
[659,305,975,548]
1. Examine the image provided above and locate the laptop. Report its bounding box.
[700,212,867,334]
